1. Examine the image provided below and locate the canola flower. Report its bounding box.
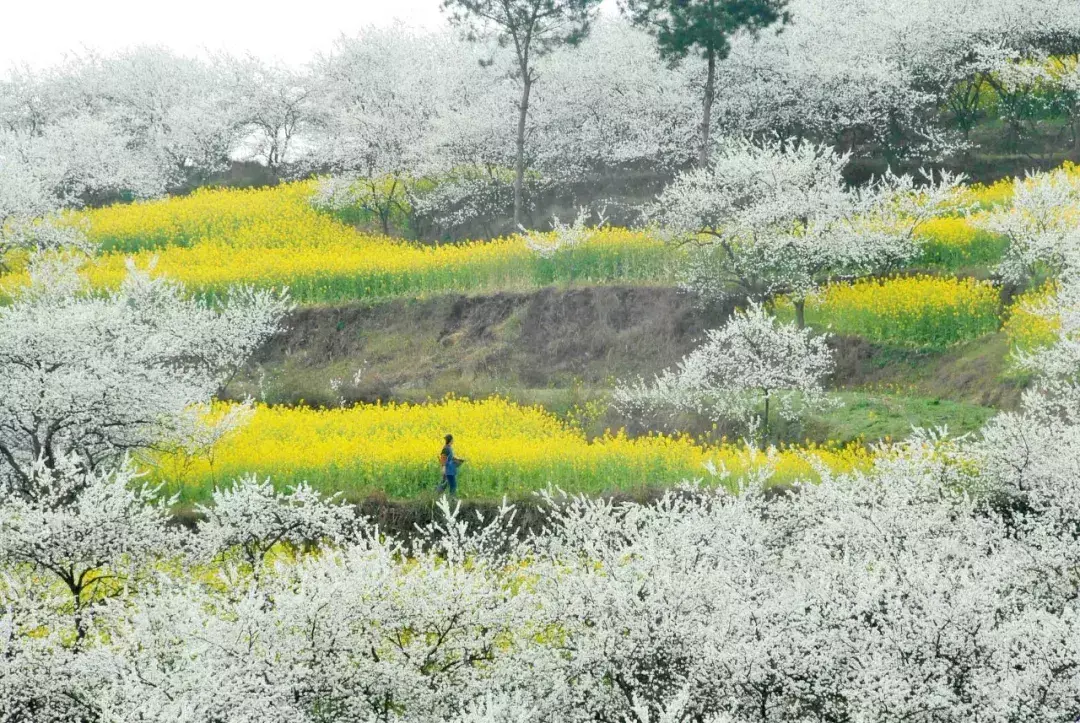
[77,182,332,252]
[1003,282,1061,352]
[951,178,1016,210]
[8,175,1020,304]
[74,228,672,304]
[40,182,673,303]
[915,214,1009,268]
[145,397,874,502]
[781,275,1001,348]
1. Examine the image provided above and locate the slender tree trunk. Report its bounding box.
[698,46,716,168]
[514,73,533,228]
[794,298,806,329]
[761,391,770,449]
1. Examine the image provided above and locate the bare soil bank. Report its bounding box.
[226,285,1023,410]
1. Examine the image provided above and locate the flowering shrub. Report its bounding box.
[614,304,837,440]
[975,163,1080,283]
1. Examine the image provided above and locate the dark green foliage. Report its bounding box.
[441,0,603,57]
[619,0,790,63]
[618,0,790,164]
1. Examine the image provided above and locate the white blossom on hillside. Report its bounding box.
[976,166,1080,283]
[0,259,291,494]
[649,136,963,324]
[521,206,607,258]
[0,117,164,266]
[613,303,835,439]
[193,476,353,587]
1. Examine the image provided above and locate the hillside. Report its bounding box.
[224,285,1023,448]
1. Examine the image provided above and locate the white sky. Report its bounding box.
[0,0,620,74]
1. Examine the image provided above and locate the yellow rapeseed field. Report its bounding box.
[952,178,1016,209]
[12,173,1021,303]
[145,397,874,501]
[47,181,673,302]
[1003,282,1061,351]
[915,214,1009,267]
[75,227,671,303]
[786,275,1002,347]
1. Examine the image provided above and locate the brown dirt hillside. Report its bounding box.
[224,285,1024,412]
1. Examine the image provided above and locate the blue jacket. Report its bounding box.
[442,445,458,475]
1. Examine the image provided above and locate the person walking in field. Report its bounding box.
[436,433,465,496]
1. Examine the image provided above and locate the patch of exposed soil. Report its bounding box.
[229,286,1024,410]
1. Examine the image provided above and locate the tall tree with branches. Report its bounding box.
[441,0,604,227]
[619,0,791,166]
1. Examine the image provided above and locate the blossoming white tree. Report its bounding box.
[193,476,353,588]
[0,260,290,495]
[521,206,607,257]
[0,117,164,269]
[647,136,963,326]
[216,54,318,174]
[77,46,248,185]
[441,0,605,227]
[614,303,835,441]
[976,165,1080,283]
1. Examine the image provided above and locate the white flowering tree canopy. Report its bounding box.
[193,476,354,584]
[649,136,963,312]
[977,166,1080,283]
[0,118,165,267]
[613,303,835,438]
[8,408,1080,720]
[1002,269,1080,439]
[0,259,291,496]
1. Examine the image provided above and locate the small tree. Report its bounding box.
[649,136,963,326]
[441,0,604,227]
[619,0,791,166]
[0,458,174,645]
[309,26,451,236]
[194,476,353,590]
[976,165,1080,284]
[216,54,315,175]
[0,259,291,496]
[614,303,835,442]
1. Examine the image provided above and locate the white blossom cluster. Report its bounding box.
[0,259,291,496]
[6,384,1080,721]
[649,136,964,307]
[613,303,835,440]
[521,206,608,258]
[977,165,1080,283]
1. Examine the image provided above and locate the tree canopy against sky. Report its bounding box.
[619,0,790,165]
[441,0,605,226]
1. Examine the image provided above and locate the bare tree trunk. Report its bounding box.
[698,46,716,168]
[794,298,806,329]
[514,73,533,228]
[761,391,770,449]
